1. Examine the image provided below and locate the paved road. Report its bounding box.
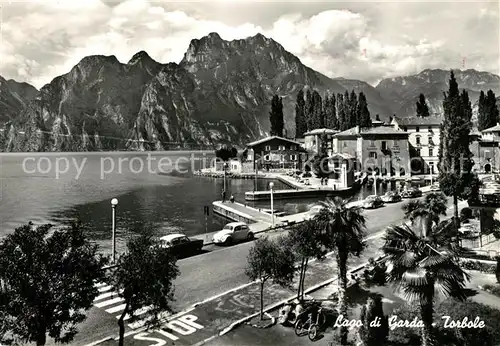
[46,196,461,346]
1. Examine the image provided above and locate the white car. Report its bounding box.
[212,222,254,246]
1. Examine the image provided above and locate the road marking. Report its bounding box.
[98,285,112,292]
[121,306,153,321]
[131,314,204,343]
[94,291,120,301]
[95,297,124,308]
[106,303,127,314]
[95,282,107,288]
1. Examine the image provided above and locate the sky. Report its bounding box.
[0,0,499,89]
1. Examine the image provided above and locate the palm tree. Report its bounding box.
[315,197,366,346]
[383,223,470,346]
[402,192,448,237]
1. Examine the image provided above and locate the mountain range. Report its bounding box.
[1,32,499,152]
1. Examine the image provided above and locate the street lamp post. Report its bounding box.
[374,174,377,196]
[111,198,118,264]
[269,182,274,228]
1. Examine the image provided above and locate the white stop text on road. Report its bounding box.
[133,314,204,344]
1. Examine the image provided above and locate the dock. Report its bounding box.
[212,200,310,226]
[245,187,352,201]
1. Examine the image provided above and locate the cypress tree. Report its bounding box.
[357,92,372,127]
[438,70,480,242]
[343,90,351,128]
[330,93,337,129]
[416,93,430,117]
[478,91,488,131]
[311,90,323,129]
[305,89,313,131]
[294,89,307,138]
[349,90,358,128]
[461,90,472,121]
[337,93,347,131]
[487,90,500,126]
[269,94,284,136]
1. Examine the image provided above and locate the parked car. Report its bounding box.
[212,222,254,246]
[381,191,402,203]
[306,205,324,220]
[362,195,384,209]
[159,233,204,257]
[401,187,423,198]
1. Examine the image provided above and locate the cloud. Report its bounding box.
[0,0,498,89]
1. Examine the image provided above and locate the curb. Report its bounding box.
[83,337,113,346]
[217,256,387,337]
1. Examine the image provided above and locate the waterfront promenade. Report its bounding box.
[64,188,444,346]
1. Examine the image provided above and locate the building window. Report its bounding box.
[370,140,375,147]
[291,145,297,150]
[416,126,420,132]
[265,145,271,151]
[416,149,421,156]
[369,152,377,159]
[416,136,421,145]
[485,150,491,159]
[381,141,387,150]
[429,162,435,173]
[290,154,298,161]
[280,154,285,162]
[428,126,433,132]
[278,145,285,151]
[403,126,407,132]
[429,148,434,157]
[264,155,270,161]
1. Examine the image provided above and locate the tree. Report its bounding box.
[438,70,481,242]
[112,233,179,346]
[269,94,284,136]
[295,89,307,138]
[286,220,326,300]
[496,258,500,284]
[245,236,296,320]
[382,223,470,346]
[486,90,500,127]
[349,90,359,128]
[215,145,238,162]
[305,89,313,131]
[311,90,323,130]
[0,222,108,346]
[416,93,430,118]
[462,90,473,121]
[402,192,448,237]
[478,91,489,131]
[357,92,372,128]
[314,197,366,345]
[358,295,389,346]
[337,93,347,131]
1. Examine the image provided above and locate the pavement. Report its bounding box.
[83,197,467,346]
[33,193,463,346]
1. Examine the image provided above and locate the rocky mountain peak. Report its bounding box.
[128,50,155,65]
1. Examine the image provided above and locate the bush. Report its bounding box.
[302,172,312,178]
[460,260,496,274]
[358,295,389,346]
[461,207,473,221]
[363,258,387,287]
[497,258,500,283]
[389,300,499,346]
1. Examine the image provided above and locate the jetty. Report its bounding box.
[245,187,352,201]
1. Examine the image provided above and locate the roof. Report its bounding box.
[482,124,500,133]
[224,222,247,227]
[393,116,442,126]
[160,233,186,242]
[246,136,302,147]
[335,125,408,137]
[303,128,338,136]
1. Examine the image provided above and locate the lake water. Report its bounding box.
[0,151,404,254]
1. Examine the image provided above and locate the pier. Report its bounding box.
[244,187,352,201]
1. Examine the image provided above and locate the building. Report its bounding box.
[302,128,338,155]
[332,125,410,177]
[244,136,307,171]
[211,158,243,173]
[391,116,442,174]
[471,124,500,173]
[327,153,356,189]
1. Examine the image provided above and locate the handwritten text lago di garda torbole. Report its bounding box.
[334,315,486,330]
